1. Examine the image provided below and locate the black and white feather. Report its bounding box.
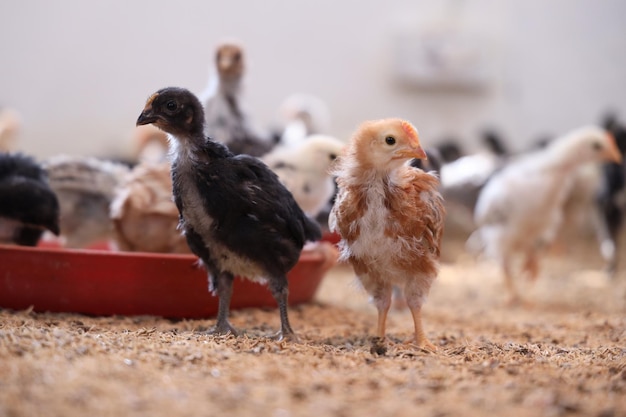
[0,152,60,246]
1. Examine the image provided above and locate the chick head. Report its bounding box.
[349,118,427,172]
[553,126,623,164]
[215,42,244,82]
[301,134,345,173]
[136,87,204,137]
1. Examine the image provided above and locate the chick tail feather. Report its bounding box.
[303,215,322,242]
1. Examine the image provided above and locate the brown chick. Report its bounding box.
[330,119,446,352]
[110,161,189,254]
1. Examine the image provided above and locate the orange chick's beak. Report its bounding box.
[396,146,428,160]
[605,132,623,164]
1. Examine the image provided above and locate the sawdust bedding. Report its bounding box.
[1,239,625,417]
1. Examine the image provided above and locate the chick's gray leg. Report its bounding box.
[268,274,297,341]
[208,271,239,336]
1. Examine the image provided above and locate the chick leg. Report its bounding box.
[502,257,520,305]
[404,281,436,352]
[209,272,239,336]
[522,249,540,282]
[269,274,297,341]
[369,283,392,355]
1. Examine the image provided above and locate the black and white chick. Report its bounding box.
[0,152,60,246]
[43,155,130,248]
[200,42,274,157]
[136,87,322,340]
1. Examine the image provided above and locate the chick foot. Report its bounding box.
[206,320,239,337]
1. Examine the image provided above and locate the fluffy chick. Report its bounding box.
[0,108,21,152]
[43,155,130,248]
[0,152,60,245]
[136,87,321,340]
[330,119,446,352]
[110,161,189,253]
[262,134,344,218]
[468,126,622,302]
[200,42,274,157]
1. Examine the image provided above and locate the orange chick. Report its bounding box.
[110,161,189,254]
[330,119,446,352]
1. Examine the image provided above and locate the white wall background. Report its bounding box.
[1,0,625,158]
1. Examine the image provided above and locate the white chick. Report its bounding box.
[467,126,622,302]
[262,134,344,218]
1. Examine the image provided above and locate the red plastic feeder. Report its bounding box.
[0,242,338,319]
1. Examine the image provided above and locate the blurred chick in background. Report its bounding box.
[0,108,21,152]
[200,41,274,157]
[262,134,344,219]
[330,119,445,352]
[438,129,510,234]
[110,161,189,253]
[43,155,129,248]
[136,87,321,340]
[467,126,622,302]
[595,113,626,276]
[0,153,60,246]
[274,93,332,147]
[131,124,169,163]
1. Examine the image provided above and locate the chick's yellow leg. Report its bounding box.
[502,257,520,305]
[404,279,436,351]
[408,305,436,351]
[522,249,540,282]
[372,284,393,340]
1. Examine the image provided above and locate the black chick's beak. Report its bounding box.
[48,221,60,236]
[136,109,157,126]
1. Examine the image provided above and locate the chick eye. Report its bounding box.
[385,136,396,146]
[592,141,602,151]
[329,153,337,161]
[166,100,178,111]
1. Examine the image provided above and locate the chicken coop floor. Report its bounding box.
[1,238,625,417]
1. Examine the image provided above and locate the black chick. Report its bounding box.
[136,87,321,340]
[0,153,60,246]
[596,113,626,275]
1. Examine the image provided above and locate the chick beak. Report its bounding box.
[136,108,157,126]
[397,145,428,161]
[605,132,623,164]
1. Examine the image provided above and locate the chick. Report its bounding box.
[110,161,189,254]
[0,152,60,245]
[468,126,622,302]
[0,108,21,152]
[275,93,332,148]
[136,87,322,340]
[330,119,446,352]
[262,134,344,218]
[43,155,130,248]
[200,42,274,157]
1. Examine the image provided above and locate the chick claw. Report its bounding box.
[272,330,300,343]
[207,321,239,337]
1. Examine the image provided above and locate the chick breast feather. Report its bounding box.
[330,119,445,352]
[110,161,189,254]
